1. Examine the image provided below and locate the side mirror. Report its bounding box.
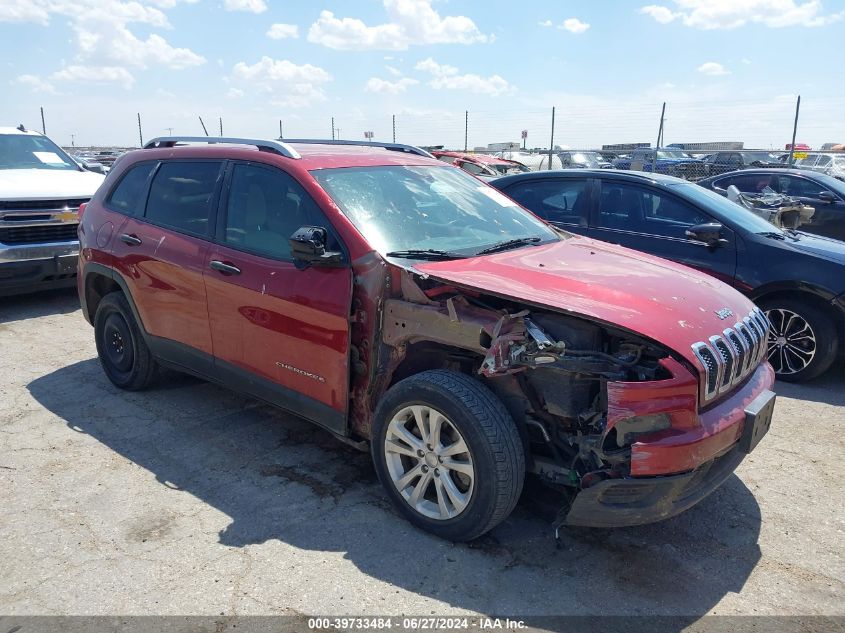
[685,222,729,248]
[289,226,344,268]
[818,191,837,204]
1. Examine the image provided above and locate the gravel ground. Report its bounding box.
[0,288,843,623]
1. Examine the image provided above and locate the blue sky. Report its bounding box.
[2,0,844,149]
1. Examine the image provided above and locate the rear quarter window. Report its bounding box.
[106,162,155,215]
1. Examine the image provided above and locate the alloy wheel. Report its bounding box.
[765,308,816,375]
[383,405,474,521]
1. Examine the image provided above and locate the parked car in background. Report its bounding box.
[432,150,529,178]
[558,151,613,169]
[0,126,105,296]
[795,152,845,181]
[698,169,845,242]
[497,150,562,171]
[612,148,705,180]
[702,151,784,176]
[78,136,776,540]
[492,169,845,381]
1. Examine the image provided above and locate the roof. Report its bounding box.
[490,168,689,189]
[0,127,42,136]
[433,150,521,166]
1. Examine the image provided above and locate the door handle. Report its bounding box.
[120,233,142,246]
[209,260,241,275]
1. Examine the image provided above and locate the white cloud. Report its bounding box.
[697,61,730,76]
[538,19,553,27]
[560,17,590,33]
[231,56,332,107]
[14,74,58,94]
[639,0,844,29]
[639,4,679,24]
[365,77,418,94]
[267,23,298,39]
[307,0,489,50]
[227,87,244,99]
[224,0,267,13]
[385,65,403,77]
[51,65,135,89]
[414,57,514,96]
[0,0,205,75]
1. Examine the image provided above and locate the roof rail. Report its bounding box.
[280,139,434,159]
[143,136,301,159]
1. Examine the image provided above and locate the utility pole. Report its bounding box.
[331,117,335,140]
[279,120,283,139]
[198,116,209,136]
[165,128,174,136]
[392,114,396,143]
[788,95,801,166]
[335,128,341,140]
[548,107,555,170]
[654,101,666,172]
[521,129,527,150]
[137,113,143,147]
[464,110,468,152]
[71,134,75,148]
[219,117,223,136]
[40,107,46,135]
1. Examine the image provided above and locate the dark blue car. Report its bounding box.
[492,169,845,382]
[612,148,704,179]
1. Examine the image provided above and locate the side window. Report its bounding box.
[720,174,778,193]
[816,155,832,167]
[106,162,155,215]
[504,180,587,225]
[778,176,824,198]
[460,161,484,175]
[224,163,330,260]
[145,161,222,237]
[598,183,708,238]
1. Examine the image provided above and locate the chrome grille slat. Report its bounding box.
[692,308,768,402]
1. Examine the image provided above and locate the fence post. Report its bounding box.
[392,114,396,143]
[219,117,223,136]
[331,117,335,141]
[279,120,283,139]
[548,107,555,170]
[654,102,666,172]
[464,110,468,152]
[40,107,46,135]
[788,95,801,166]
[198,116,209,136]
[137,113,143,147]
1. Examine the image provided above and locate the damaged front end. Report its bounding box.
[370,269,703,531]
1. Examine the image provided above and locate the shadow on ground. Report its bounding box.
[28,359,763,622]
[773,362,845,407]
[0,287,79,324]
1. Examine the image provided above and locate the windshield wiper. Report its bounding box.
[474,236,542,256]
[385,249,467,260]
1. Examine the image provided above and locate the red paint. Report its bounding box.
[415,236,759,369]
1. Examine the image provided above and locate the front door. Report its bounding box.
[586,180,738,286]
[203,161,353,434]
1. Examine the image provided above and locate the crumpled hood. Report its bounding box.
[414,237,758,367]
[0,168,105,200]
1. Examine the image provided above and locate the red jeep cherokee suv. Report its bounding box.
[78,137,776,541]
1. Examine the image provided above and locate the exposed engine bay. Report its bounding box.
[376,271,680,506]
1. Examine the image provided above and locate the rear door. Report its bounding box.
[111,160,223,370]
[203,161,353,434]
[498,177,593,234]
[775,173,845,240]
[586,179,738,285]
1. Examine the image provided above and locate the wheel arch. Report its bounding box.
[82,263,147,336]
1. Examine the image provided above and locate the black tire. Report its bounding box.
[371,369,525,542]
[760,298,838,382]
[94,291,157,390]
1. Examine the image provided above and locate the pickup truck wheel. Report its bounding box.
[94,292,156,390]
[371,370,524,542]
[760,299,838,382]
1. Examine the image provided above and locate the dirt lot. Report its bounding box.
[1,288,843,623]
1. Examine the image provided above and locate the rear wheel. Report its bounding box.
[371,370,524,541]
[760,298,838,382]
[94,292,157,390]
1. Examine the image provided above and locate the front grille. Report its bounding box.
[692,308,770,402]
[0,199,88,212]
[0,223,78,245]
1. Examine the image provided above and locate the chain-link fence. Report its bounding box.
[45,95,845,182]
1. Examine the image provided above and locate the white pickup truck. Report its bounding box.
[0,126,105,296]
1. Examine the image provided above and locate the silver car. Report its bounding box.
[796,152,845,181]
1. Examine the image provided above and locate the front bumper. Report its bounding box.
[0,241,79,296]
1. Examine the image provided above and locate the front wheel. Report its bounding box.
[760,299,838,382]
[371,370,525,541]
